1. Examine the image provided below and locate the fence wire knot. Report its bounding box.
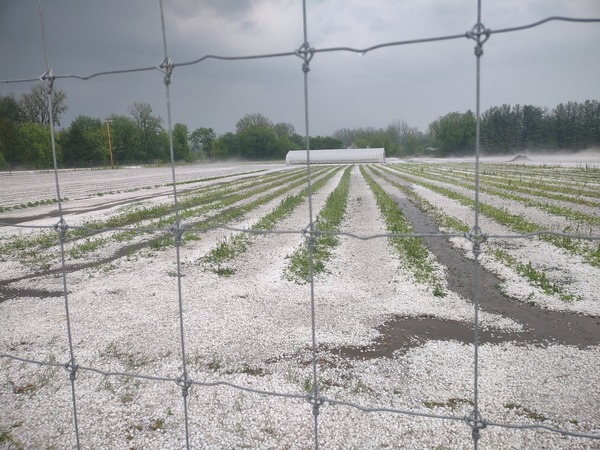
[176,375,192,398]
[465,409,487,443]
[466,22,491,55]
[39,69,55,91]
[63,358,78,381]
[158,57,174,85]
[306,393,325,417]
[295,42,315,73]
[303,223,319,250]
[465,226,487,258]
[170,222,185,245]
[54,219,68,243]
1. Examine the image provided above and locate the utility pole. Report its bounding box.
[105,119,114,169]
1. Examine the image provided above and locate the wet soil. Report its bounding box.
[328,168,600,360]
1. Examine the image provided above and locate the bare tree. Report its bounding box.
[20,84,67,127]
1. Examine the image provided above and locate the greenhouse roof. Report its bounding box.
[285,148,385,165]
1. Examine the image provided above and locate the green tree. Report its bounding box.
[214,132,239,159]
[235,113,273,133]
[170,123,191,162]
[107,115,140,163]
[19,122,56,168]
[190,126,216,158]
[0,117,22,167]
[520,105,548,150]
[309,136,343,150]
[579,99,600,148]
[273,122,296,139]
[235,113,278,160]
[237,126,278,160]
[20,84,68,127]
[385,120,426,156]
[129,102,164,161]
[428,111,475,155]
[0,94,23,123]
[61,115,104,165]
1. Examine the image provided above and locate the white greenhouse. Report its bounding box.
[285,148,385,165]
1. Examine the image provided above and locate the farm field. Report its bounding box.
[1,158,599,449]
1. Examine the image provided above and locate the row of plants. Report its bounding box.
[361,166,446,296]
[386,165,600,267]
[375,164,583,303]
[493,248,581,303]
[392,164,600,229]
[283,166,352,283]
[1,168,302,258]
[69,167,333,262]
[377,164,598,302]
[200,166,345,277]
[373,165,470,234]
[0,197,65,214]
[423,164,600,203]
[0,168,321,269]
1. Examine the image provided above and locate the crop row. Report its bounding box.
[394,164,600,225]
[200,166,345,277]
[374,164,586,303]
[0,167,332,271]
[386,165,600,263]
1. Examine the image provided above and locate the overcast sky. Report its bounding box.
[1,0,599,136]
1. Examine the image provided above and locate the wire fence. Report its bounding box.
[1,0,600,448]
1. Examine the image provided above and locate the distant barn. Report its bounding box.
[285,148,385,165]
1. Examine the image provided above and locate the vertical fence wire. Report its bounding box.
[157,0,192,447]
[469,0,487,446]
[37,0,81,447]
[1,1,600,448]
[298,0,324,447]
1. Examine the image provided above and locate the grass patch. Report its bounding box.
[0,197,64,213]
[423,397,474,410]
[504,402,548,421]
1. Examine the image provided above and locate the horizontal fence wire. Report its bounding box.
[2,220,600,242]
[1,0,600,448]
[2,17,600,84]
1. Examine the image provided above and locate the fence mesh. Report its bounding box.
[1,0,600,448]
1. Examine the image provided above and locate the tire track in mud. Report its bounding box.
[328,166,600,361]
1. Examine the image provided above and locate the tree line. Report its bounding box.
[333,100,600,157]
[427,100,600,156]
[1,84,598,169]
[0,86,342,169]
